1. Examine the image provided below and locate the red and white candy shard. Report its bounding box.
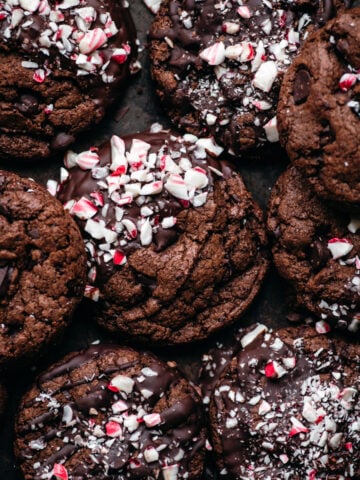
[143,413,162,427]
[264,360,287,378]
[52,464,68,480]
[289,417,309,437]
[263,116,279,142]
[327,238,353,260]
[79,28,107,54]
[106,421,123,437]
[71,197,97,220]
[339,73,357,92]
[315,320,331,334]
[108,375,135,394]
[200,41,226,66]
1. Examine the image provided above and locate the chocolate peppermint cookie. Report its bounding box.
[0,0,138,162]
[15,344,207,479]
[267,166,360,332]
[0,170,86,369]
[148,0,350,156]
[209,324,360,479]
[278,9,360,211]
[55,129,269,345]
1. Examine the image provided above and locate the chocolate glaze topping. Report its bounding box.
[15,344,207,479]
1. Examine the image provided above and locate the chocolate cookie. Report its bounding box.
[0,170,86,369]
[15,344,207,479]
[55,129,269,345]
[209,324,360,479]
[0,0,138,162]
[148,0,350,156]
[278,9,360,211]
[267,166,360,332]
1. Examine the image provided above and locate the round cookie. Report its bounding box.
[278,9,360,211]
[209,324,360,479]
[267,166,360,332]
[148,0,349,156]
[15,344,207,479]
[0,170,86,369]
[0,0,138,162]
[55,129,269,345]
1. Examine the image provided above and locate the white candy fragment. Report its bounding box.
[143,0,161,14]
[327,238,353,260]
[253,61,278,92]
[162,464,179,480]
[200,41,226,66]
[144,446,159,463]
[165,174,189,201]
[241,324,268,348]
[264,116,279,142]
[140,219,152,246]
[348,218,360,234]
[184,167,208,190]
[19,0,40,12]
[109,375,135,394]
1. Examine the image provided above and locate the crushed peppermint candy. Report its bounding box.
[0,0,135,83]
[211,326,360,478]
[53,131,225,299]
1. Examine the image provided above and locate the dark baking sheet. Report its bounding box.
[0,1,290,477]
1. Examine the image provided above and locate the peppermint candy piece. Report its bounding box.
[52,464,68,480]
[79,28,107,54]
[143,413,162,427]
[315,320,331,334]
[71,197,97,220]
[140,219,152,246]
[327,238,353,260]
[264,116,279,142]
[253,61,278,92]
[106,421,122,437]
[76,151,99,170]
[19,0,40,12]
[289,417,309,437]
[347,218,360,234]
[184,167,208,190]
[108,375,135,394]
[143,0,161,14]
[165,174,189,201]
[200,42,226,66]
[112,48,129,64]
[162,464,179,480]
[339,73,357,92]
[33,69,46,83]
[144,445,159,463]
[264,360,287,378]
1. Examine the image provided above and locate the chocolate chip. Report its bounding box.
[15,94,39,116]
[309,239,331,270]
[293,68,312,104]
[50,132,76,150]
